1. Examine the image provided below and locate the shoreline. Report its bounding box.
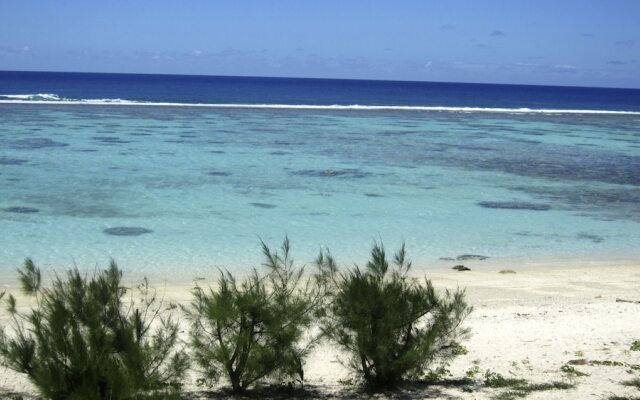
[2,260,640,398]
[2,252,639,288]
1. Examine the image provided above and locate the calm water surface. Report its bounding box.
[1,103,639,276]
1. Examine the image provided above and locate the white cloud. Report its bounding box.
[554,64,576,70]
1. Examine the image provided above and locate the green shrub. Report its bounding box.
[560,363,589,378]
[485,370,573,400]
[186,238,325,392]
[0,259,188,400]
[483,370,527,388]
[609,397,640,400]
[623,378,640,389]
[319,242,472,390]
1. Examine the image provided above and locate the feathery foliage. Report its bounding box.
[319,242,472,390]
[186,238,326,392]
[17,258,41,295]
[0,258,188,400]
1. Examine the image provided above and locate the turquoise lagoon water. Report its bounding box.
[1,104,640,277]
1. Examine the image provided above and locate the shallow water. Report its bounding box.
[1,104,639,275]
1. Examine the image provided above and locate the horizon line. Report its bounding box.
[2,69,640,92]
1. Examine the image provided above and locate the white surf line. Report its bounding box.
[1,99,640,115]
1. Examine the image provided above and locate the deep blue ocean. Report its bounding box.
[1,70,640,111]
[1,71,639,279]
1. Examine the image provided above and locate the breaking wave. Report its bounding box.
[1,93,640,115]
[1,93,62,101]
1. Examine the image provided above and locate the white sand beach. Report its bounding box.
[1,259,639,399]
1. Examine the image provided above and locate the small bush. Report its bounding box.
[186,238,325,392]
[486,370,574,400]
[623,378,640,389]
[451,343,469,356]
[483,370,527,388]
[525,381,573,391]
[609,397,640,400]
[0,259,188,400]
[631,340,640,351]
[560,363,589,378]
[465,363,481,379]
[320,242,472,390]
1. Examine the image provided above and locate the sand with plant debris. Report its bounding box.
[1,258,640,399]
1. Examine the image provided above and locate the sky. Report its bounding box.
[1,0,639,88]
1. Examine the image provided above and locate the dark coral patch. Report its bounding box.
[4,206,39,214]
[577,233,604,243]
[92,136,132,144]
[103,227,153,236]
[207,171,232,177]
[456,254,489,261]
[292,168,369,179]
[250,203,276,209]
[477,201,551,211]
[0,157,29,165]
[10,138,69,149]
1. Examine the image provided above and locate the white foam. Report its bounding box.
[1,94,639,115]
[0,93,61,101]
